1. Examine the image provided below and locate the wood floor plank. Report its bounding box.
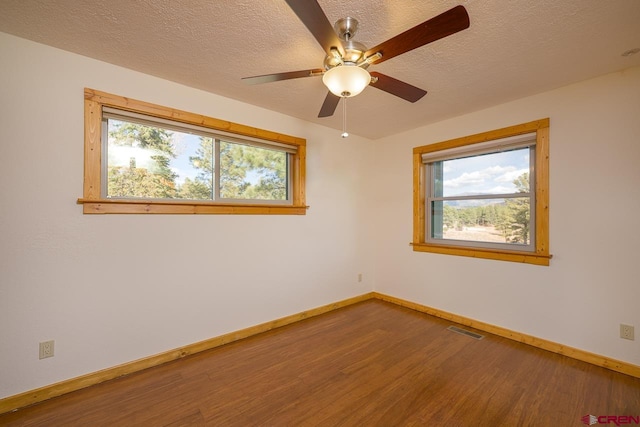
[1,300,638,426]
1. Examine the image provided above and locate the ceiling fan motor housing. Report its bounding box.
[324,17,367,69]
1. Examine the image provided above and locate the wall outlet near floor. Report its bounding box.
[620,324,635,341]
[39,340,55,359]
[358,273,363,282]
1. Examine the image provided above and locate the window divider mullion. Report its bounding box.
[431,193,531,202]
[214,139,221,201]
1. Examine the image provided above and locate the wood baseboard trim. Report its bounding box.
[0,292,374,415]
[372,292,640,378]
[3,291,637,415]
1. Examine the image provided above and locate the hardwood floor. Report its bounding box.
[1,300,639,426]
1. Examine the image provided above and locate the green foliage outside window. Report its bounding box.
[106,121,287,201]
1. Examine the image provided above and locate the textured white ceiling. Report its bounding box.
[1,0,639,139]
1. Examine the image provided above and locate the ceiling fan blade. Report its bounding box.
[318,91,340,118]
[369,72,427,103]
[364,5,469,64]
[242,68,324,85]
[285,0,345,57]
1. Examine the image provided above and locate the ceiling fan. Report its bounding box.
[242,1,470,120]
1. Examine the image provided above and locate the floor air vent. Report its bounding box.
[447,326,484,340]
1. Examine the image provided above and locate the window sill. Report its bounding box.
[411,242,551,266]
[77,199,308,215]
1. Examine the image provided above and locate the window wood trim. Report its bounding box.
[412,118,550,265]
[78,88,307,215]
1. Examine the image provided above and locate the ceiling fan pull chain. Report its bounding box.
[341,97,349,138]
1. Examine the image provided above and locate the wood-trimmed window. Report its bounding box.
[412,119,550,265]
[79,89,307,215]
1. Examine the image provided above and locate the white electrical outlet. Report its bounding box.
[358,273,362,282]
[39,340,55,359]
[620,324,635,341]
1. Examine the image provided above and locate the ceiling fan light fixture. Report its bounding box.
[322,65,371,97]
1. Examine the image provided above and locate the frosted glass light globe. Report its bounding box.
[322,65,370,97]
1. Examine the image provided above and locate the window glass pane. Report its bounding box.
[219,141,288,200]
[180,136,214,200]
[431,198,531,245]
[434,148,530,197]
[106,119,214,200]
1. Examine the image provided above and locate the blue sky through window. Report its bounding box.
[441,148,529,197]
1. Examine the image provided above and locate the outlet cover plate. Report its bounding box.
[620,324,635,341]
[39,340,55,359]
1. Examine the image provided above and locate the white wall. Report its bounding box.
[1,30,639,400]
[0,32,374,399]
[372,66,640,366]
